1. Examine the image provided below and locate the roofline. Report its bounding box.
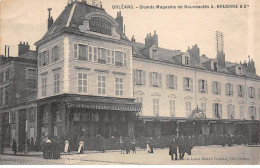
[35,28,132,47]
[133,56,260,82]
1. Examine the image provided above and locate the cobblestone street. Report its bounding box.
[0,145,259,165]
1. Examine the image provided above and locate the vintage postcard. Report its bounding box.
[0,0,259,165]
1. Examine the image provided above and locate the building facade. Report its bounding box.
[132,33,260,143]
[35,1,141,139]
[0,43,37,151]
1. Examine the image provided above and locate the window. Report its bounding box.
[201,102,206,115]
[239,105,244,119]
[98,75,106,95]
[153,98,159,116]
[258,88,260,99]
[135,97,143,115]
[167,75,177,89]
[88,46,93,61]
[115,51,123,66]
[106,50,111,65]
[237,67,242,75]
[51,46,59,62]
[42,77,47,96]
[198,79,207,93]
[78,73,87,93]
[5,68,10,81]
[54,73,60,94]
[11,111,16,123]
[186,101,192,117]
[237,85,245,97]
[183,77,193,91]
[227,104,235,119]
[124,53,127,66]
[212,81,221,94]
[98,48,106,64]
[29,107,35,122]
[225,83,233,96]
[133,69,146,85]
[185,56,189,66]
[42,50,49,66]
[4,86,9,105]
[26,68,36,80]
[93,47,97,62]
[78,44,87,61]
[149,72,162,87]
[212,103,222,118]
[248,106,256,120]
[169,100,175,117]
[115,77,123,96]
[248,87,255,99]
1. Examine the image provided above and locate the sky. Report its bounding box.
[0,0,260,75]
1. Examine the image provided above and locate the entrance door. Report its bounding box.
[18,110,26,152]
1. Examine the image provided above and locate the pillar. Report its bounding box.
[46,103,53,137]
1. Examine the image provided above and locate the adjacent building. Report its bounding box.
[0,43,37,151]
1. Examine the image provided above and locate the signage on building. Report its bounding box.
[89,17,112,35]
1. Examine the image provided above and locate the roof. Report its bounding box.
[0,56,37,66]
[38,1,129,44]
[132,42,260,80]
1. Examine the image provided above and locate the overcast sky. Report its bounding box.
[1,0,260,75]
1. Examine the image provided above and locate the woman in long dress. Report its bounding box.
[78,140,84,154]
[64,139,70,153]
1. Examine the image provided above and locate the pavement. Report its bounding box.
[0,145,259,165]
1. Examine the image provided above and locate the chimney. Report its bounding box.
[248,57,256,73]
[217,52,225,68]
[5,45,7,57]
[115,11,123,33]
[145,30,158,48]
[47,8,53,29]
[188,44,200,63]
[18,41,30,56]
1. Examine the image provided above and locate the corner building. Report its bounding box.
[35,1,141,139]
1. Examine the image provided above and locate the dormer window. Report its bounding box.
[213,62,218,71]
[185,56,190,66]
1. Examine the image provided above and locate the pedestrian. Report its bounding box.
[178,135,185,160]
[30,137,35,152]
[169,136,177,160]
[27,138,31,152]
[78,139,84,154]
[119,136,125,154]
[64,138,70,153]
[131,138,136,154]
[12,138,17,155]
[43,137,52,159]
[146,138,154,153]
[52,136,61,159]
[125,137,131,154]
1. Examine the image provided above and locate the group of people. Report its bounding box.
[42,136,61,159]
[119,136,136,154]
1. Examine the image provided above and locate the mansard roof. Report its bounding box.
[36,1,129,45]
[132,42,260,80]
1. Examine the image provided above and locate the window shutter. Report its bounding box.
[132,69,136,84]
[166,74,169,89]
[253,88,255,98]
[159,73,162,88]
[190,78,193,92]
[142,71,146,86]
[242,86,245,97]
[212,103,215,118]
[248,87,250,98]
[237,85,240,96]
[219,104,222,118]
[225,84,228,95]
[227,104,230,118]
[198,79,201,93]
[231,84,233,96]
[57,46,60,60]
[174,76,177,90]
[46,50,49,65]
[218,83,221,94]
[74,43,78,58]
[212,82,215,94]
[149,72,153,87]
[205,80,208,93]
[51,48,54,63]
[186,101,188,117]
[183,77,186,91]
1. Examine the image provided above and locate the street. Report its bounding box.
[0,145,259,165]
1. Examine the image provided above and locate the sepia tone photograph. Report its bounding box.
[0,0,259,165]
